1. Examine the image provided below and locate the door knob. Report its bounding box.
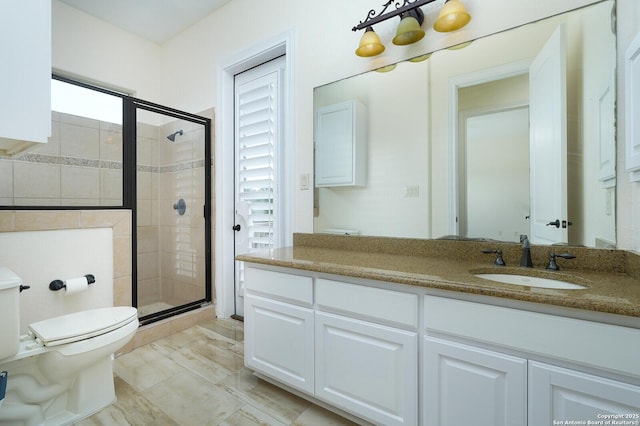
[546,219,573,228]
[232,224,241,231]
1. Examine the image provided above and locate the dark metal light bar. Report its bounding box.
[352,0,439,32]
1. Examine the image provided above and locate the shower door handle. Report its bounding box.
[232,224,241,231]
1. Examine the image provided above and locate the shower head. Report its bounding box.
[167,129,183,142]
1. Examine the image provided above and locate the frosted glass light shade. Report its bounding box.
[408,53,432,63]
[375,64,397,73]
[434,0,471,32]
[356,27,385,57]
[393,15,425,46]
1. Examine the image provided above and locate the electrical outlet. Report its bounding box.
[404,186,419,197]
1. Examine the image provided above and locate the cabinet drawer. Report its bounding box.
[424,296,640,378]
[317,279,418,328]
[245,267,313,305]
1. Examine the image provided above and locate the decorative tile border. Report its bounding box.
[6,153,123,170]
[137,159,205,174]
[2,152,204,175]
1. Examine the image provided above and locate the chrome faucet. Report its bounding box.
[519,235,533,267]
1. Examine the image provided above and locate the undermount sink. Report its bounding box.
[475,273,587,290]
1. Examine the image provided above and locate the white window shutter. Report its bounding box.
[236,70,280,251]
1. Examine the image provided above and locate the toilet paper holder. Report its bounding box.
[49,274,96,291]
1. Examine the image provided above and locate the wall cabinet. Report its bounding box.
[315,100,367,187]
[0,0,51,156]
[422,336,527,426]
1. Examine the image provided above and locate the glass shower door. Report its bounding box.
[133,102,211,322]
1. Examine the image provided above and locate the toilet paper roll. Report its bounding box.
[65,276,89,294]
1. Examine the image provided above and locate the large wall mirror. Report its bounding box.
[313,0,616,248]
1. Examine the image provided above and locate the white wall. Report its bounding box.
[51,0,638,250]
[52,0,161,100]
[313,62,430,238]
[0,228,113,334]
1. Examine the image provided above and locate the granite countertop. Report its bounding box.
[236,235,640,318]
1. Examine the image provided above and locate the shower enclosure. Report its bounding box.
[1,76,211,325]
[131,100,212,324]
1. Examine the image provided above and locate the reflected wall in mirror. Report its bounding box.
[313,0,616,248]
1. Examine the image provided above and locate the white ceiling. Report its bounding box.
[58,0,232,44]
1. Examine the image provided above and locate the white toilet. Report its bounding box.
[0,267,138,426]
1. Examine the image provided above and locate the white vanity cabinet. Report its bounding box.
[0,0,52,156]
[315,279,418,426]
[422,336,527,426]
[243,268,315,394]
[315,100,367,187]
[243,264,640,425]
[423,295,640,426]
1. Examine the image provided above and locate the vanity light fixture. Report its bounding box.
[353,0,471,57]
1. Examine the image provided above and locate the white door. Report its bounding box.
[529,361,640,426]
[529,24,568,244]
[233,57,285,317]
[422,336,527,426]
[315,311,418,426]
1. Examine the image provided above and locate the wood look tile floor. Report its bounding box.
[79,318,359,426]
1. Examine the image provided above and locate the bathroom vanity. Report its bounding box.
[238,235,640,426]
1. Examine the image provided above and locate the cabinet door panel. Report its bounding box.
[0,0,51,152]
[315,312,417,426]
[529,361,640,426]
[244,294,314,394]
[423,336,527,426]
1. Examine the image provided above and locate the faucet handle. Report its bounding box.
[482,249,506,266]
[546,252,576,271]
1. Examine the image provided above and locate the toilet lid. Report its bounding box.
[28,306,138,346]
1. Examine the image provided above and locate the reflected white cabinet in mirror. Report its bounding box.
[313,0,616,248]
[315,100,367,187]
[625,32,640,182]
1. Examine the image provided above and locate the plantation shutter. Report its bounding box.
[235,69,280,252]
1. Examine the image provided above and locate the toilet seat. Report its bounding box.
[28,306,138,347]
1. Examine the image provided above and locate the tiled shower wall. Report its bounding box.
[0,111,123,206]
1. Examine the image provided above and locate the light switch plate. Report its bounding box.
[300,173,310,190]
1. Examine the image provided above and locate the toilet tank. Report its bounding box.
[0,267,22,360]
